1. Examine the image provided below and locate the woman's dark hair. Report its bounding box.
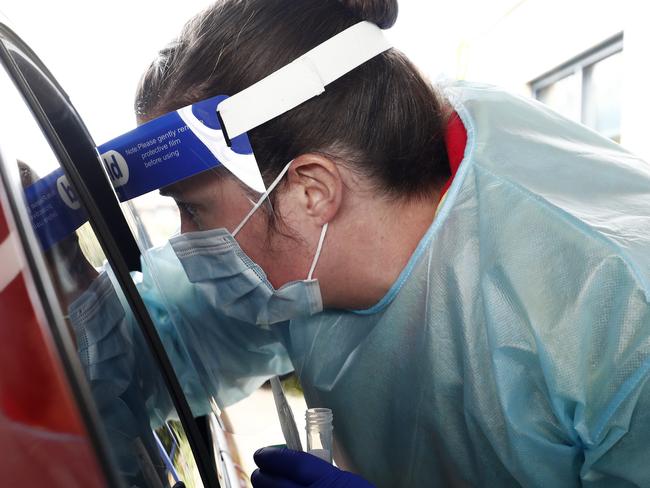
[136,0,450,200]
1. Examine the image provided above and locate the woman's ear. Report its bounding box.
[286,154,343,225]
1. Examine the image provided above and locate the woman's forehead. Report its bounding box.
[160,168,222,198]
[160,166,244,201]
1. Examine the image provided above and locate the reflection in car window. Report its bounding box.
[0,46,203,488]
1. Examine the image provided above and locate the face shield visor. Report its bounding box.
[25,21,391,250]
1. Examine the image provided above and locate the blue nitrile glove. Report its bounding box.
[251,447,375,488]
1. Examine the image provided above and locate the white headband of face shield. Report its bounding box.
[217,21,393,140]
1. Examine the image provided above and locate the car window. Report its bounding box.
[0,24,214,488]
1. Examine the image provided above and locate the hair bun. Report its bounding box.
[340,0,398,29]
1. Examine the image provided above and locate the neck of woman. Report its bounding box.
[319,189,442,311]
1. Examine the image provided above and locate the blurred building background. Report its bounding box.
[420,0,648,159]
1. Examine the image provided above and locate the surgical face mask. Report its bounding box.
[169,161,329,326]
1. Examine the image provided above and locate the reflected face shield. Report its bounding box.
[23,21,392,250]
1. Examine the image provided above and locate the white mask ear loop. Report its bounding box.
[232,160,293,237]
[232,158,329,281]
[307,222,328,280]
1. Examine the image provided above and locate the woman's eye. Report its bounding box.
[177,202,201,225]
[177,202,196,215]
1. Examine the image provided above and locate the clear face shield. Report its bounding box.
[100,93,268,246]
[21,20,391,480]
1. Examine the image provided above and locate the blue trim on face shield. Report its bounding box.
[97,94,258,202]
[23,168,88,250]
[23,94,262,250]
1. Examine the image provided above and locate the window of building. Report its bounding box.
[531,34,623,142]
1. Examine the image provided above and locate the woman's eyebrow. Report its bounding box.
[159,185,180,198]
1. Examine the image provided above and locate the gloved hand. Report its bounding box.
[251,447,375,488]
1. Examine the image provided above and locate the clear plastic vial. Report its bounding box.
[305,408,334,464]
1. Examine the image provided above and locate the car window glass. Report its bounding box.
[0,39,204,488]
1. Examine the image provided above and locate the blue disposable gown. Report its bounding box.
[71,82,650,487]
[278,82,650,487]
